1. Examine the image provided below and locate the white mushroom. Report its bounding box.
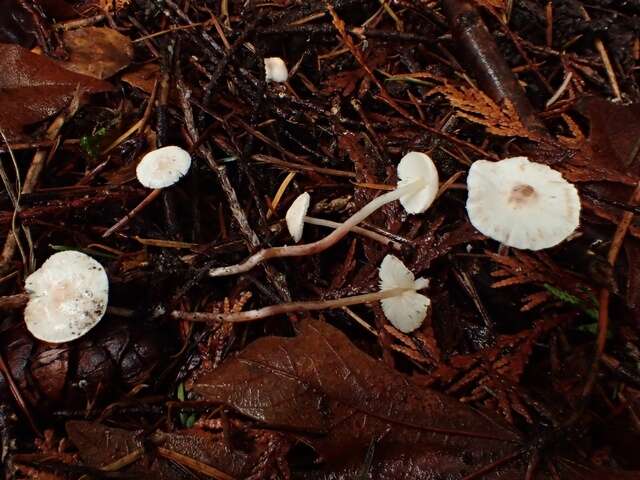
[174,255,428,330]
[378,254,430,333]
[264,57,288,83]
[286,192,310,242]
[136,145,192,189]
[24,251,109,343]
[285,192,403,249]
[103,146,192,237]
[466,156,581,250]
[210,152,439,277]
[397,151,439,214]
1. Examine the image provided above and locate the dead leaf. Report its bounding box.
[577,97,640,174]
[196,320,527,479]
[121,62,159,94]
[66,421,255,479]
[0,43,112,140]
[57,27,133,80]
[431,82,535,138]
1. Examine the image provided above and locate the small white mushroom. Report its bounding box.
[264,57,288,83]
[136,145,192,189]
[285,192,403,249]
[174,255,428,329]
[24,251,109,343]
[397,151,439,214]
[285,192,310,242]
[103,146,192,237]
[466,156,581,250]
[378,254,430,333]
[210,152,439,277]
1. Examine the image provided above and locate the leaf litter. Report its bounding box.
[0,1,640,479]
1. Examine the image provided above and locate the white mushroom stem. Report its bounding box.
[303,216,403,251]
[171,287,410,323]
[209,179,423,277]
[102,189,162,238]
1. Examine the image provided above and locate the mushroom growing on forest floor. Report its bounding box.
[175,254,429,333]
[24,250,109,343]
[466,156,581,250]
[264,57,288,83]
[209,152,438,277]
[286,192,403,250]
[103,146,191,237]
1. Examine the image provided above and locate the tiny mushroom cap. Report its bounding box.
[378,254,430,333]
[24,251,109,343]
[466,156,581,251]
[264,57,288,83]
[136,146,192,189]
[397,152,439,214]
[286,192,310,243]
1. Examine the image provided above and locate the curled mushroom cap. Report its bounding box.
[24,251,109,343]
[264,57,288,83]
[136,146,192,189]
[466,156,581,250]
[378,254,430,333]
[397,152,439,214]
[286,192,310,242]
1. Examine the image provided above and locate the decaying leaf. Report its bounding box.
[121,62,160,94]
[196,320,527,478]
[0,43,112,140]
[57,27,134,80]
[431,82,535,138]
[66,421,255,479]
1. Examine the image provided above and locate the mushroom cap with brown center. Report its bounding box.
[466,156,581,250]
[24,251,109,343]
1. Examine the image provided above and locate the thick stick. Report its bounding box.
[442,0,549,138]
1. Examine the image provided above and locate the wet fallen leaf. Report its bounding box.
[577,97,640,174]
[0,43,112,140]
[57,27,133,80]
[121,63,160,94]
[196,320,526,479]
[66,421,255,479]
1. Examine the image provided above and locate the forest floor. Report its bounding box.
[1,0,640,479]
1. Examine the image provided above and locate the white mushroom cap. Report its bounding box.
[24,251,109,343]
[264,57,288,83]
[286,192,310,242]
[397,152,439,214]
[466,156,581,250]
[378,254,430,333]
[136,146,192,189]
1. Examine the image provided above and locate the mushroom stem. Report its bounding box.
[303,216,403,251]
[171,286,410,323]
[209,180,422,277]
[103,188,162,238]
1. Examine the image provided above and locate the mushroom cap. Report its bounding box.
[136,146,192,189]
[264,57,288,83]
[378,254,430,333]
[397,152,439,214]
[286,192,310,242]
[24,251,109,343]
[466,156,581,250]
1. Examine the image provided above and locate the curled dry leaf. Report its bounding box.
[57,27,134,80]
[196,320,526,479]
[0,43,112,140]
